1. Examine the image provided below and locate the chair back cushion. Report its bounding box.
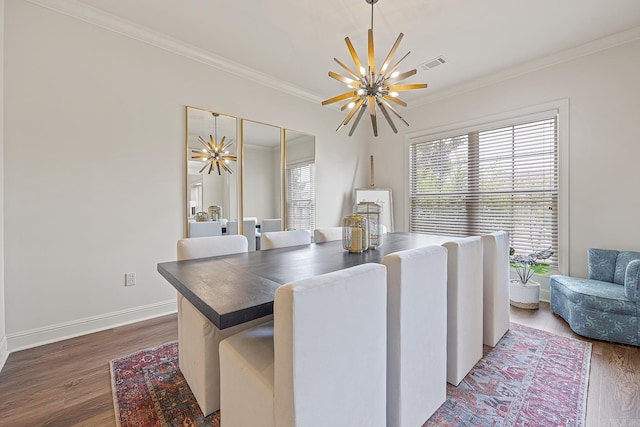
[382,245,447,427]
[442,236,484,386]
[588,248,619,283]
[243,218,257,251]
[614,251,640,285]
[274,263,387,427]
[177,235,248,261]
[481,231,510,347]
[261,230,311,250]
[189,221,223,238]
[313,227,343,243]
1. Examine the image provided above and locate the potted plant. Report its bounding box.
[509,247,553,309]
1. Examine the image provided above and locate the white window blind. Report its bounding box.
[285,161,316,232]
[409,116,558,268]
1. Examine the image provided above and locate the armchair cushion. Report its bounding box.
[615,251,640,286]
[625,260,640,302]
[588,248,618,282]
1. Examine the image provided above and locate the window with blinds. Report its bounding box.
[285,161,316,232]
[409,116,559,268]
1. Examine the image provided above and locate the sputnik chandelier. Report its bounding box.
[322,0,427,137]
[191,113,237,175]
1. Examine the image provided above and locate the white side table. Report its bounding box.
[509,280,540,309]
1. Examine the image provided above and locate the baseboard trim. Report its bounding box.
[6,300,177,353]
[0,335,8,374]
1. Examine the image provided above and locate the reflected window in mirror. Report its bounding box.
[284,130,316,233]
[186,107,238,237]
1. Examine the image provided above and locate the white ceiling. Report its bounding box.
[70,0,640,106]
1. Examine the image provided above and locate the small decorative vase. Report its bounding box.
[354,202,383,249]
[195,212,209,222]
[342,215,369,253]
[208,205,221,221]
[509,280,540,309]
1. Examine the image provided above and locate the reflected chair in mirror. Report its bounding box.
[382,245,448,427]
[226,220,238,235]
[219,264,387,427]
[243,218,258,251]
[261,229,311,250]
[189,220,222,238]
[442,236,484,386]
[482,231,510,347]
[176,235,273,416]
[262,218,282,232]
[313,226,343,243]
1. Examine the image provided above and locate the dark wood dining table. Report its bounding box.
[157,232,454,330]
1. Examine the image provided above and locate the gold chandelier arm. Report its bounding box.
[198,162,209,174]
[368,29,375,75]
[385,69,417,85]
[377,101,398,133]
[208,162,214,175]
[368,96,378,137]
[382,51,411,79]
[328,71,360,88]
[345,37,364,76]
[322,90,357,106]
[382,95,407,107]
[219,161,233,174]
[340,96,360,111]
[216,162,221,176]
[380,33,403,75]
[337,97,366,130]
[198,136,212,151]
[334,58,361,80]
[348,103,368,136]
[380,99,410,126]
[388,83,428,91]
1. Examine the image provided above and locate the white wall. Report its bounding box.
[371,38,640,288]
[3,1,367,351]
[0,0,7,370]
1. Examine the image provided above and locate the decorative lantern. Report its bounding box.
[208,205,221,221]
[354,202,383,249]
[342,214,369,253]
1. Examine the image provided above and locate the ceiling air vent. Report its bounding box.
[419,56,448,71]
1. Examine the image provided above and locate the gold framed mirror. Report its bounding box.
[186,106,239,238]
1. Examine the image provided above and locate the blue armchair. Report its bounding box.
[550,248,640,346]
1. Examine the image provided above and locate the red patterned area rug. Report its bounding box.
[425,323,591,427]
[110,323,590,427]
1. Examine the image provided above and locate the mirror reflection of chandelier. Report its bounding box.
[192,113,237,175]
[322,0,427,137]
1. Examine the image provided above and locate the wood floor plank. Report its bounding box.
[0,307,638,426]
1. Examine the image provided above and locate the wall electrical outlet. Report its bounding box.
[125,272,136,286]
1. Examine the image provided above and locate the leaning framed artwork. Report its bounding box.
[353,188,394,232]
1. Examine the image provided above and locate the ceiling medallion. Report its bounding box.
[191,113,237,175]
[322,0,427,137]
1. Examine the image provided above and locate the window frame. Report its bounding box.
[404,100,569,275]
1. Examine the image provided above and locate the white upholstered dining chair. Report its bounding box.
[176,235,272,416]
[313,226,343,243]
[243,218,258,251]
[219,263,387,427]
[382,245,448,427]
[482,231,510,347]
[442,236,484,386]
[261,229,311,250]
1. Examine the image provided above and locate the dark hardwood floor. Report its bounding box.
[0,304,638,426]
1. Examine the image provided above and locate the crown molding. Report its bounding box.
[25,0,324,104]
[25,1,640,110]
[411,26,640,108]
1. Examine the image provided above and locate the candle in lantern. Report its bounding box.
[350,227,363,252]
